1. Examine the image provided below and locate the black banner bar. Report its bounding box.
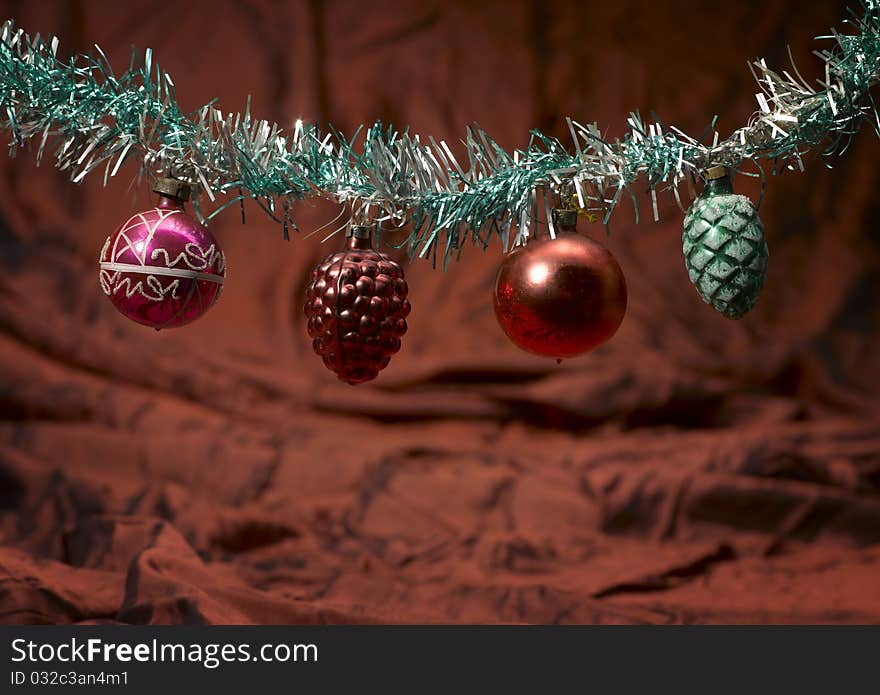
[1,626,876,693]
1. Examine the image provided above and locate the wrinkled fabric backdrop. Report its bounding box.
[0,0,879,624]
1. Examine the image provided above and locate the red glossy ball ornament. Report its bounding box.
[304,224,410,384]
[99,178,226,329]
[493,213,627,358]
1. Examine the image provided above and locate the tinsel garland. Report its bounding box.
[1,3,879,263]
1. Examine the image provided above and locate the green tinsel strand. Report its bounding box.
[0,2,879,264]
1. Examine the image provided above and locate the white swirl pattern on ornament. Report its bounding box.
[99,208,226,302]
[150,243,227,274]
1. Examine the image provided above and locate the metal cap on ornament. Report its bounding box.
[548,183,579,233]
[346,222,375,239]
[152,176,191,202]
[704,164,728,181]
[551,208,578,232]
[346,221,376,249]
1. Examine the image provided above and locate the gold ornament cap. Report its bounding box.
[152,177,191,201]
[704,165,728,181]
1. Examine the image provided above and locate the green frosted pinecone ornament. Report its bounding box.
[682,167,769,319]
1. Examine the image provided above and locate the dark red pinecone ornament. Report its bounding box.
[304,224,410,384]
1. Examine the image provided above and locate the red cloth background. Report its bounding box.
[0,0,879,624]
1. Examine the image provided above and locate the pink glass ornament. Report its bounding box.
[99,180,226,329]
